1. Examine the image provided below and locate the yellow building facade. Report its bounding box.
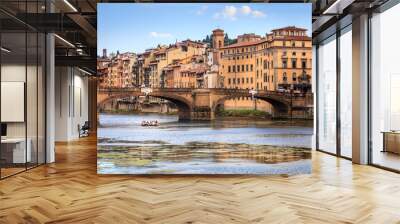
[215,27,312,112]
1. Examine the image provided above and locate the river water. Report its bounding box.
[97,113,313,175]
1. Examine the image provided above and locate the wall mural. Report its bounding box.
[97,3,313,175]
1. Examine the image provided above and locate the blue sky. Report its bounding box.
[98,3,311,55]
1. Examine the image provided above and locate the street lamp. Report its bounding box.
[249,89,258,111]
[141,86,153,103]
[141,86,153,96]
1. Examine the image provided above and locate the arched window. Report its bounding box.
[218,40,222,48]
[283,72,287,81]
[292,73,297,82]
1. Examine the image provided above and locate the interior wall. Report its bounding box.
[55,67,89,141]
[1,64,27,138]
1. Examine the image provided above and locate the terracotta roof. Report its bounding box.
[97,58,110,62]
[272,26,307,32]
[163,64,181,71]
[154,49,167,55]
[213,28,224,33]
[238,33,261,38]
[273,36,311,41]
[180,40,205,48]
[182,67,207,74]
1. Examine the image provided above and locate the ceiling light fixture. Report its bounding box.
[322,0,355,15]
[1,47,11,53]
[63,0,78,12]
[78,67,93,76]
[54,34,75,48]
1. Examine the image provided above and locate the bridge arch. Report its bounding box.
[97,91,193,121]
[148,92,193,120]
[211,94,290,117]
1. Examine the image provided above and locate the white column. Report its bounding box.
[46,33,55,163]
[352,14,369,164]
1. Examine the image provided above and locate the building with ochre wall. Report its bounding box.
[214,26,312,112]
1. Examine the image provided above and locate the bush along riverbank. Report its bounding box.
[216,109,271,119]
[99,109,178,115]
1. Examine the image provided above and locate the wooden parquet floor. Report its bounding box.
[1,136,400,224]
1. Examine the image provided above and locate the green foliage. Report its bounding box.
[217,109,270,118]
[224,33,237,46]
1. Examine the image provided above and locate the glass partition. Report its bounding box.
[339,26,352,158]
[317,35,337,154]
[1,31,28,177]
[27,31,38,169]
[0,1,46,179]
[370,3,400,171]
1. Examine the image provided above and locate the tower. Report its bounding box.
[212,29,224,65]
[212,29,224,49]
[102,48,107,58]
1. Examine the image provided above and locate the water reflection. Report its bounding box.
[98,114,313,175]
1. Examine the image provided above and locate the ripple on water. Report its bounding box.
[97,113,313,175]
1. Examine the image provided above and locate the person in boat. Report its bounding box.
[141,120,159,126]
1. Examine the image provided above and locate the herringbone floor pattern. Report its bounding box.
[1,136,400,224]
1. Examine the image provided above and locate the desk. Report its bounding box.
[382,131,400,154]
[1,138,31,163]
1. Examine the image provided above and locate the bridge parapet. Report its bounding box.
[97,88,313,120]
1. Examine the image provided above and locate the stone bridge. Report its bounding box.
[97,88,313,120]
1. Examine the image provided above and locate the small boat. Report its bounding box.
[141,120,159,127]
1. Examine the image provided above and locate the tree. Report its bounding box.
[205,35,210,43]
[224,33,229,45]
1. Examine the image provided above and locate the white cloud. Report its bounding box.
[240,6,252,15]
[149,32,173,38]
[251,10,266,18]
[196,5,208,15]
[214,5,238,21]
[214,5,266,20]
[223,6,238,19]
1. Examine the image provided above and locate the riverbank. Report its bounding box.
[100,109,312,124]
[100,109,178,115]
[216,109,271,119]
[101,108,271,118]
